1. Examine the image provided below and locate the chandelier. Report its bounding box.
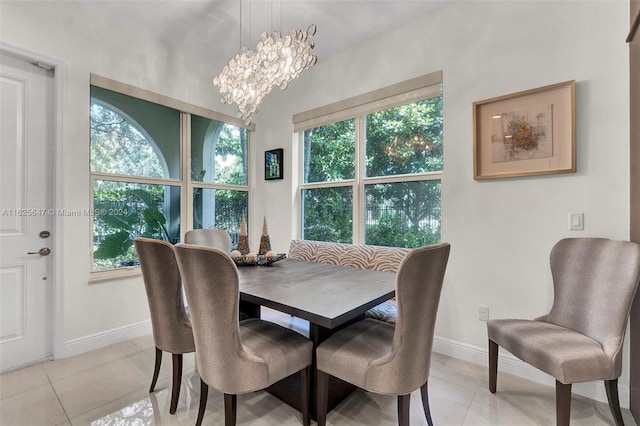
[213,24,317,124]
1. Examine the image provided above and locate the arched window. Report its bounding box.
[89,80,250,275]
[90,90,182,271]
[191,116,249,245]
[200,120,224,229]
[90,100,168,178]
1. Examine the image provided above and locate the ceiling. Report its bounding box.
[78,0,450,71]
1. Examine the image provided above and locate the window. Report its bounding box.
[191,115,249,246]
[90,76,251,273]
[296,71,442,248]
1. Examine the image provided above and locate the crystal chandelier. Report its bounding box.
[213,25,317,124]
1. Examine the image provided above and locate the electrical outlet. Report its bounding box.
[478,305,489,321]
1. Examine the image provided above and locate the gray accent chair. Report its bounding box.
[183,229,251,320]
[315,242,451,426]
[184,228,232,253]
[134,237,195,415]
[174,243,314,426]
[487,238,640,426]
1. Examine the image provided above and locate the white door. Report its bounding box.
[0,53,54,372]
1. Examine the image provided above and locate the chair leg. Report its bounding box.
[420,381,434,426]
[224,393,237,426]
[489,339,498,393]
[556,381,572,426]
[605,379,625,426]
[316,370,329,426]
[196,379,208,426]
[149,347,162,392]
[397,394,411,426]
[169,353,183,414]
[301,366,311,426]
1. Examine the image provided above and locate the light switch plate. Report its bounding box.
[478,305,489,321]
[569,213,584,230]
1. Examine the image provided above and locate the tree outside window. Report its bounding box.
[90,85,249,272]
[191,115,249,246]
[301,92,443,248]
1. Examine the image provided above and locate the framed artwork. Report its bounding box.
[265,148,284,180]
[473,80,576,180]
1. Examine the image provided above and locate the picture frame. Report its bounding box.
[265,148,284,180]
[473,80,576,180]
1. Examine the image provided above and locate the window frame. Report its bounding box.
[89,74,253,280]
[295,71,443,245]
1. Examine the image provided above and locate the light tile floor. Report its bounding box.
[0,309,637,426]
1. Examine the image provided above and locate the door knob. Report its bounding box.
[27,247,51,256]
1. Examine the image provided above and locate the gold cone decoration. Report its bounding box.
[258,216,272,255]
[237,214,250,255]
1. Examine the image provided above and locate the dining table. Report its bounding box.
[237,257,397,418]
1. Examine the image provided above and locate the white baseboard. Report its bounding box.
[432,335,631,409]
[64,320,152,358]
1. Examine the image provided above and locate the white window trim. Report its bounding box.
[295,71,443,245]
[293,71,442,132]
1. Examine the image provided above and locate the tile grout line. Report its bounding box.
[63,350,175,423]
[48,378,72,425]
[46,344,151,422]
[43,340,145,384]
[62,347,197,422]
[458,391,479,426]
[68,382,159,424]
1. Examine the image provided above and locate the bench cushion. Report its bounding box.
[364,299,397,325]
[289,240,410,273]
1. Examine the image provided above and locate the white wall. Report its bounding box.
[0,0,633,407]
[253,0,632,405]
[0,1,237,346]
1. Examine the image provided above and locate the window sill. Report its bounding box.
[89,266,142,283]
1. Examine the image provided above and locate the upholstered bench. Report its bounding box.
[288,239,411,325]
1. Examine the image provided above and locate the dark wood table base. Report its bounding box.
[237,260,396,420]
[267,372,356,419]
[240,300,364,419]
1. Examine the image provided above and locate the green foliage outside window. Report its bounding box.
[366,97,443,176]
[92,181,177,270]
[303,119,355,183]
[213,124,248,185]
[91,90,250,271]
[91,99,176,270]
[191,119,249,242]
[302,95,443,248]
[364,181,441,247]
[302,187,353,243]
[90,102,164,178]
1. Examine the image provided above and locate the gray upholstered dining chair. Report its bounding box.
[173,243,313,426]
[487,238,640,426]
[134,237,195,415]
[184,228,232,253]
[315,242,451,426]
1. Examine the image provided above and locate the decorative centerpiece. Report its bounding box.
[237,214,250,255]
[230,251,286,266]
[258,216,272,255]
[230,216,286,266]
